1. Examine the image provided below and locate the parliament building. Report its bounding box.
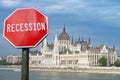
[29,26,117,68]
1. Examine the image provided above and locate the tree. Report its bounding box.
[98,57,107,66]
[0,59,12,65]
[114,59,120,67]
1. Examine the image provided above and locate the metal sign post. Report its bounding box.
[22,48,29,80]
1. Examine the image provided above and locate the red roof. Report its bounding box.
[58,27,70,40]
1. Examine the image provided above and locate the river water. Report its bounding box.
[0,70,120,80]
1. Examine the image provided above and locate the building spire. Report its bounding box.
[54,34,58,53]
[63,24,66,32]
[88,36,91,44]
[72,36,74,44]
[113,45,115,52]
[82,37,84,42]
[43,38,47,49]
[42,42,43,47]
[78,36,80,43]
[55,34,58,43]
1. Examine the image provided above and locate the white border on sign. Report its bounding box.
[3,8,48,49]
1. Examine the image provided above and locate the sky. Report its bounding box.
[0,0,120,56]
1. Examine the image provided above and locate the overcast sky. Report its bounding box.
[0,0,120,56]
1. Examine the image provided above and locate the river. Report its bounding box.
[0,70,120,80]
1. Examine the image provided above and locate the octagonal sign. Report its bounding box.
[3,8,48,48]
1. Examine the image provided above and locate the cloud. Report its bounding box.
[0,0,21,8]
[43,0,88,14]
[20,0,88,14]
[0,0,120,56]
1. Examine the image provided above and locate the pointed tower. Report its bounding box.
[54,34,59,54]
[53,34,59,65]
[71,36,74,45]
[78,36,80,44]
[113,45,115,52]
[82,37,84,42]
[54,34,58,50]
[41,38,47,58]
[88,37,91,44]
[43,38,47,49]
[58,24,70,40]
[41,42,43,47]
[63,24,66,32]
[88,37,92,48]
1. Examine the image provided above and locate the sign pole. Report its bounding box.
[22,48,29,80]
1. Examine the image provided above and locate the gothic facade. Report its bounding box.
[29,27,117,68]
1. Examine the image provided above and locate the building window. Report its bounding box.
[69,60,72,64]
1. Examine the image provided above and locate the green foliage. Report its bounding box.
[0,59,12,65]
[98,57,107,66]
[0,59,21,65]
[114,59,120,67]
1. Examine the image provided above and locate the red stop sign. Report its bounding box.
[3,8,48,48]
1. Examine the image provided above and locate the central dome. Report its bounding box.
[58,26,70,40]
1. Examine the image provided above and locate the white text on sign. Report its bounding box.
[7,22,45,32]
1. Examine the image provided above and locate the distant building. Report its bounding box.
[118,56,120,60]
[0,57,3,61]
[6,27,118,67]
[29,51,42,66]
[6,55,22,64]
[29,26,117,67]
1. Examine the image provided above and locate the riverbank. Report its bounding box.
[0,65,120,74]
[30,67,120,74]
[0,65,21,70]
